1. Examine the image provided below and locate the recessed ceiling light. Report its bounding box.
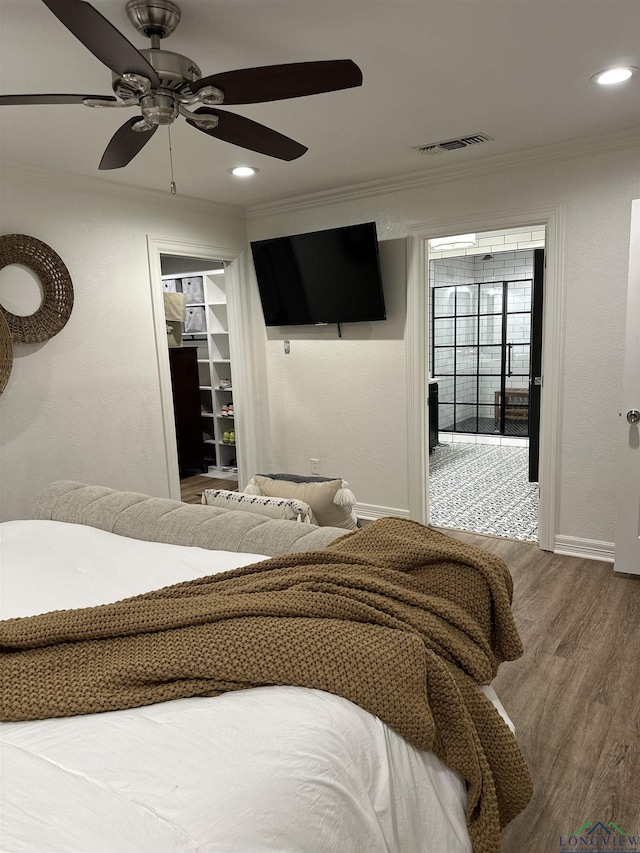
[229,166,258,177]
[591,66,639,85]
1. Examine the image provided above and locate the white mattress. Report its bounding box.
[0,520,511,853]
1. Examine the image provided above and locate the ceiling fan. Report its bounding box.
[0,0,363,169]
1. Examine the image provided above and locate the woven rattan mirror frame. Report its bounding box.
[0,311,12,395]
[0,234,74,344]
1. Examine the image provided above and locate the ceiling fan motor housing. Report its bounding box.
[112,49,202,99]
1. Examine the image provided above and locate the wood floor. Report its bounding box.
[180,474,237,504]
[446,529,640,850]
[178,480,640,847]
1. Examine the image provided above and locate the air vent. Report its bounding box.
[414,133,494,155]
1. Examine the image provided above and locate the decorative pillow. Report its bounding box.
[245,475,358,530]
[260,473,338,484]
[201,488,316,524]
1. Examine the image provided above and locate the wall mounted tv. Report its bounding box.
[250,221,386,327]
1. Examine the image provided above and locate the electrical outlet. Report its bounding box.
[284,340,290,354]
[310,458,320,475]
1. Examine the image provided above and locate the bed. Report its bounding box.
[0,481,529,853]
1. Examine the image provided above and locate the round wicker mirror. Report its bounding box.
[0,234,74,344]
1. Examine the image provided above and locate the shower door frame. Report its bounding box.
[430,277,534,437]
[406,205,563,553]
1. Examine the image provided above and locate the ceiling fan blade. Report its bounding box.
[41,0,160,86]
[186,108,307,161]
[99,117,157,170]
[191,59,363,105]
[0,94,117,105]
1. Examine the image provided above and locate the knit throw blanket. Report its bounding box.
[0,518,532,853]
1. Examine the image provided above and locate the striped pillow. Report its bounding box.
[201,489,316,524]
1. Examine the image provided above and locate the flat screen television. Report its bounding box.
[250,221,386,327]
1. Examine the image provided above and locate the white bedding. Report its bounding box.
[0,520,511,853]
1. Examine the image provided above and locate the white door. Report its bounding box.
[614,198,640,575]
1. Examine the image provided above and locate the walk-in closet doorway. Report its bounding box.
[147,236,258,501]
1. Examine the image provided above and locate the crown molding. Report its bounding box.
[0,159,245,219]
[247,126,640,219]
[3,126,638,222]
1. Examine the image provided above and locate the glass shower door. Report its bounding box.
[500,280,532,435]
[454,285,479,432]
[432,285,456,433]
[432,279,532,436]
[478,282,503,434]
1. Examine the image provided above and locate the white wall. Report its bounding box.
[2,137,637,545]
[0,165,246,521]
[247,139,639,544]
[255,238,409,516]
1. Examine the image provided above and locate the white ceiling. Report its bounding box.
[1,0,639,208]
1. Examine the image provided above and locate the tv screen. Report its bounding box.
[250,222,386,326]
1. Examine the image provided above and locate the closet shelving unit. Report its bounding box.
[162,267,238,480]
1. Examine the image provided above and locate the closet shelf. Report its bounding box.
[165,268,238,481]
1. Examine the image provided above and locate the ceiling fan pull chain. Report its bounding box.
[168,125,177,194]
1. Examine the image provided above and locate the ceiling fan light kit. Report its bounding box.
[0,0,363,174]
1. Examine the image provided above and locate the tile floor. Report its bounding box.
[428,441,539,542]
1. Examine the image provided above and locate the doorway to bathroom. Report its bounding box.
[427,226,545,542]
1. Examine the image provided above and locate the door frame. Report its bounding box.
[407,204,564,551]
[528,247,545,482]
[614,198,640,574]
[147,236,258,500]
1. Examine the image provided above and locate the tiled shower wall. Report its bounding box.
[429,236,540,432]
[428,227,546,261]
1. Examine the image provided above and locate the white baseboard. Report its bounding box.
[355,513,615,564]
[554,535,615,563]
[356,503,411,521]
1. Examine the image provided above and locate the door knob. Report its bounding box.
[627,409,640,424]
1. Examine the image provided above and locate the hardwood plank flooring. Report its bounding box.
[180,474,237,504]
[445,529,640,850]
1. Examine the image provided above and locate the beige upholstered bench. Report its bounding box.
[33,481,348,557]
